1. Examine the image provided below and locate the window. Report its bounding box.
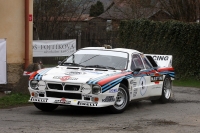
[131,54,144,70]
[142,56,153,69]
[106,20,112,31]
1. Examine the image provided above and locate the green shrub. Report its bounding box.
[119,19,200,79]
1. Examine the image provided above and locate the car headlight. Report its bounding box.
[92,85,101,95]
[30,80,39,90]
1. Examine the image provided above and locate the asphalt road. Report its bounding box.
[0,86,200,133]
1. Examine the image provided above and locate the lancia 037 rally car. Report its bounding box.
[28,47,175,113]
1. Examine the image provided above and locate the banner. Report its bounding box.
[33,39,76,57]
[0,39,7,84]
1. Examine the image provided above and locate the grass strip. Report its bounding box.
[173,79,200,88]
[0,93,31,109]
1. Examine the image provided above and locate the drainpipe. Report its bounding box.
[25,0,29,69]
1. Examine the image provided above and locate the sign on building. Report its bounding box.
[0,39,7,84]
[33,39,76,57]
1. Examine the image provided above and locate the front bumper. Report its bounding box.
[28,88,116,107]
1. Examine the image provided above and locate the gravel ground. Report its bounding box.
[0,86,199,133]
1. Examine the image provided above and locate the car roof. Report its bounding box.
[80,47,142,54]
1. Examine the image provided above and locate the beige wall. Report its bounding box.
[0,0,33,91]
[0,0,33,64]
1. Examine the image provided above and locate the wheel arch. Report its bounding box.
[120,78,129,89]
[120,78,130,100]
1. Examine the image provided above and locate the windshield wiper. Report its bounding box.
[62,62,84,67]
[85,65,115,70]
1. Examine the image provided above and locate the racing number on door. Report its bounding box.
[139,77,147,96]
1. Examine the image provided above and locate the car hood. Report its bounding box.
[35,66,123,84]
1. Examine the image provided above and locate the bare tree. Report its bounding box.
[159,0,200,22]
[33,0,94,40]
[100,0,159,20]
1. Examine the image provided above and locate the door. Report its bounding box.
[130,54,150,100]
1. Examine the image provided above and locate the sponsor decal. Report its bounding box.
[151,76,163,82]
[54,98,71,104]
[81,87,91,94]
[152,87,161,89]
[130,80,134,84]
[102,96,115,102]
[139,77,147,96]
[82,94,92,98]
[153,56,169,61]
[109,88,118,93]
[30,97,48,103]
[38,83,46,87]
[77,101,98,106]
[133,88,138,97]
[133,82,137,87]
[131,81,137,87]
[53,76,78,81]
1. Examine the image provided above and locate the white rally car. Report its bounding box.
[28,47,175,113]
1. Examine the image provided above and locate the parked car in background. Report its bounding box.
[28,46,175,113]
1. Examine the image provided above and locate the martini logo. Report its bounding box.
[139,77,147,96]
[60,76,70,81]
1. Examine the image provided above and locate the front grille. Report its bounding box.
[46,91,82,99]
[47,83,63,90]
[64,85,80,91]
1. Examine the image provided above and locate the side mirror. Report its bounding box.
[58,61,62,65]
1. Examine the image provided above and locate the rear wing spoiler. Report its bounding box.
[145,54,172,68]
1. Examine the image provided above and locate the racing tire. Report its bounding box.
[160,76,172,103]
[151,75,172,104]
[33,102,58,112]
[109,83,129,114]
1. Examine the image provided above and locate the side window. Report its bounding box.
[131,54,144,70]
[142,56,153,69]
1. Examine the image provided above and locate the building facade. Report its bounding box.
[0,0,33,92]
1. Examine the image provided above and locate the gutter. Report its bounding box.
[25,0,29,69]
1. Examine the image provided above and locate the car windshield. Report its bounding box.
[61,49,128,70]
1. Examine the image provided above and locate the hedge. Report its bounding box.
[119,19,200,80]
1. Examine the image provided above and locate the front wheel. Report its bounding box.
[33,102,58,112]
[109,83,129,113]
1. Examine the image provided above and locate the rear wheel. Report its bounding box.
[109,83,129,113]
[160,76,172,103]
[33,102,58,112]
[151,76,172,104]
